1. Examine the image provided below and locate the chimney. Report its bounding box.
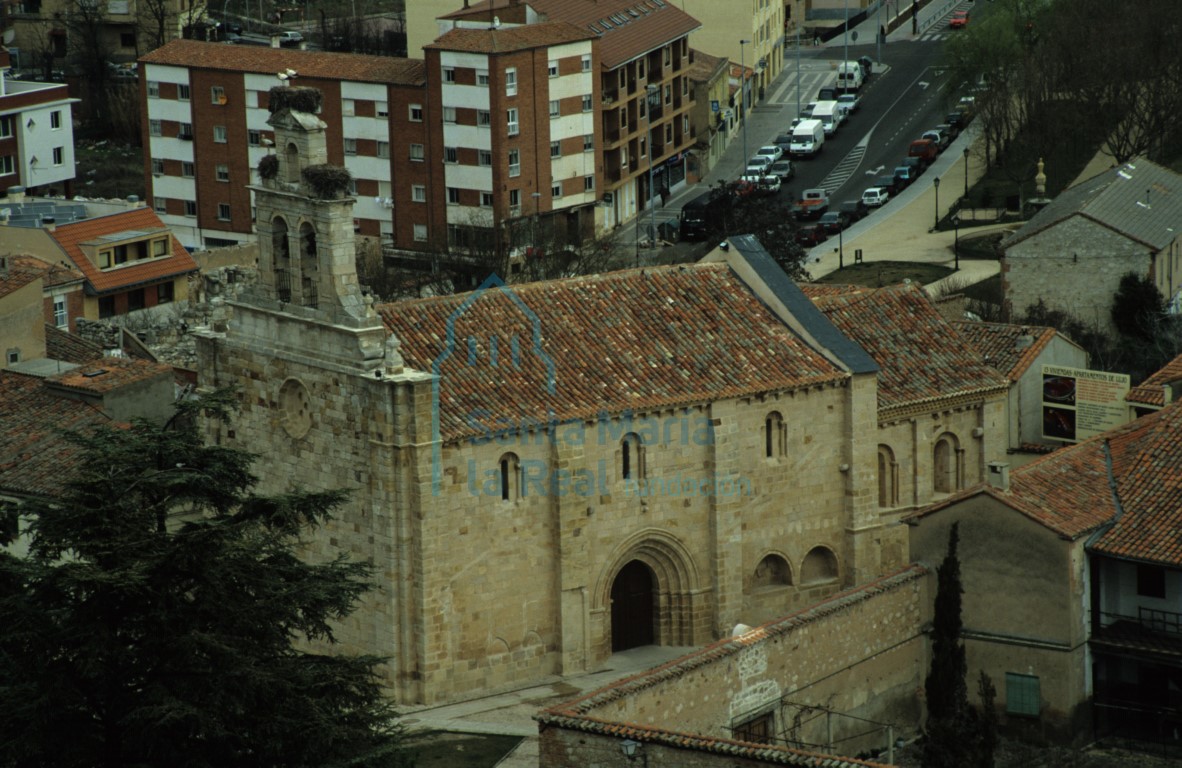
[1015,334,1034,350]
[0,255,8,278]
[42,216,56,232]
[7,185,26,203]
[987,461,1010,491]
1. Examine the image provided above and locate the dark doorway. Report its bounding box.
[610,560,656,652]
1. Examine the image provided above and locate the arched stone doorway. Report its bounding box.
[610,560,656,651]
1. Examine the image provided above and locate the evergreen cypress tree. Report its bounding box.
[0,392,409,768]
[922,522,974,768]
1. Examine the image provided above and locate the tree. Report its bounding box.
[0,391,409,768]
[1111,271,1166,342]
[704,181,810,279]
[922,522,975,768]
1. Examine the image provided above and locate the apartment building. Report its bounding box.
[138,39,427,251]
[0,48,77,197]
[680,0,784,101]
[436,0,701,231]
[423,22,600,258]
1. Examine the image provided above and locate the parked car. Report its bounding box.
[875,175,902,196]
[767,159,795,181]
[862,187,890,207]
[755,145,783,164]
[819,211,851,234]
[950,10,969,28]
[839,199,870,222]
[794,223,828,246]
[789,117,803,131]
[922,130,950,152]
[818,85,838,101]
[899,156,926,178]
[836,93,860,114]
[936,122,959,141]
[908,139,939,166]
[729,179,758,198]
[747,155,773,172]
[893,166,917,189]
[945,112,968,131]
[772,133,795,153]
[802,101,818,118]
[277,30,304,46]
[220,20,243,34]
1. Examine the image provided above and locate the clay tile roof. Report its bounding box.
[378,265,847,443]
[801,283,1009,411]
[0,256,48,299]
[908,404,1182,545]
[427,21,594,53]
[952,321,1064,382]
[1089,401,1182,565]
[46,208,198,296]
[0,371,113,496]
[444,0,701,70]
[1127,351,1182,407]
[46,356,173,394]
[536,566,923,767]
[8,254,85,289]
[44,325,103,364]
[140,39,426,85]
[686,49,722,83]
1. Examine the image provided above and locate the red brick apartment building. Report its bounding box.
[0,47,78,198]
[138,40,427,252]
[436,0,701,232]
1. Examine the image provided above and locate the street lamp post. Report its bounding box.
[876,0,883,61]
[962,146,970,201]
[795,26,801,118]
[646,83,659,255]
[932,176,940,230]
[952,214,960,270]
[843,0,849,67]
[739,39,751,171]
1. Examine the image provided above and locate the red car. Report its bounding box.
[950,10,969,28]
[794,224,828,247]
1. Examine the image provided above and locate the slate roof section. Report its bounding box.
[441,0,701,70]
[952,321,1067,382]
[0,371,113,496]
[378,265,848,443]
[802,284,1009,411]
[1002,158,1182,251]
[727,236,878,376]
[46,208,199,296]
[44,325,103,364]
[426,21,594,53]
[1127,351,1182,407]
[536,565,923,767]
[140,39,427,85]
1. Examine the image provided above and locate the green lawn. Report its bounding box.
[814,261,954,288]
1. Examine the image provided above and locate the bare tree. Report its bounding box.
[63,0,118,128]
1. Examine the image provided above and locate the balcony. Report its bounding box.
[1092,609,1182,659]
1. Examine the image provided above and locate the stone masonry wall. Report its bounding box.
[1005,216,1150,333]
[540,567,928,767]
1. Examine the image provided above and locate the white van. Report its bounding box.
[811,100,843,136]
[836,61,864,92]
[789,119,825,158]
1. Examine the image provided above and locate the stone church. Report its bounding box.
[196,87,1008,706]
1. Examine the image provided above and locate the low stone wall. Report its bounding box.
[539,566,929,767]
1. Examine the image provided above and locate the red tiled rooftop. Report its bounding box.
[378,265,847,443]
[802,284,1009,412]
[140,39,426,85]
[0,256,46,299]
[47,356,173,394]
[8,254,85,289]
[47,208,198,295]
[442,0,701,69]
[427,21,594,53]
[44,325,103,365]
[1127,352,1182,407]
[952,321,1065,381]
[0,371,113,496]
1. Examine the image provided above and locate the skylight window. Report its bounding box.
[599,17,613,28]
